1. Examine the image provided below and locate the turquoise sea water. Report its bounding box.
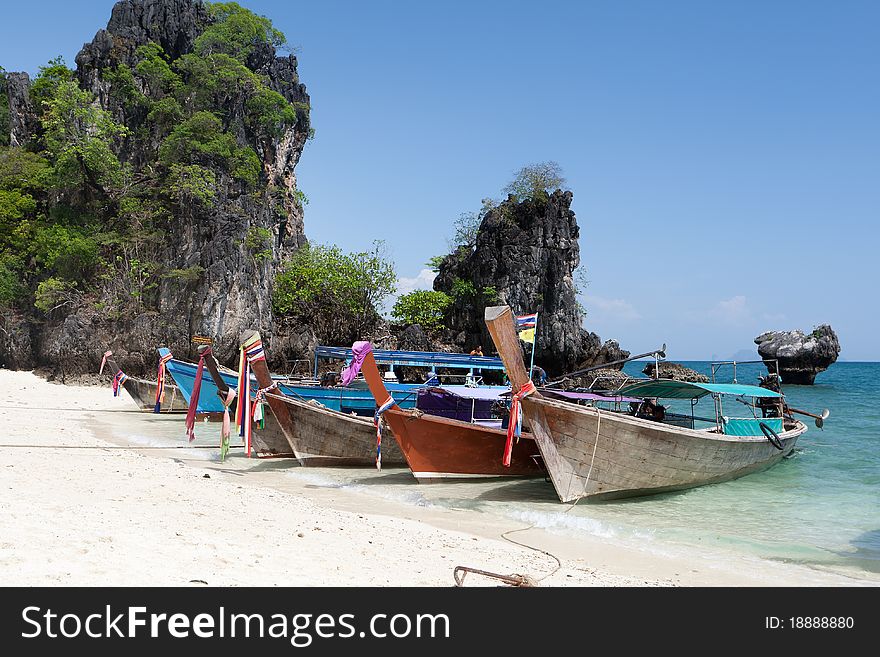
[576,361,880,577]
[285,361,880,580]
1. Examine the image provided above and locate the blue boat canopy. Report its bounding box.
[618,379,783,399]
[315,346,506,371]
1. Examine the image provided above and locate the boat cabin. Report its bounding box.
[617,379,788,437]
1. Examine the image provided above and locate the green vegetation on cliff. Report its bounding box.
[0,2,307,318]
[273,242,396,344]
[391,290,451,330]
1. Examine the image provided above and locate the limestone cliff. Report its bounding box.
[433,191,628,375]
[1,0,309,375]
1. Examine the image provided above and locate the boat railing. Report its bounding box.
[284,358,314,380]
[582,374,645,392]
[710,358,779,384]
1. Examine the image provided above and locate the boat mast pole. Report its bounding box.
[528,312,538,383]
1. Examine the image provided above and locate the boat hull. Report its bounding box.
[121,376,188,412]
[263,393,405,466]
[383,408,545,481]
[165,358,420,415]
[524,396,807,501]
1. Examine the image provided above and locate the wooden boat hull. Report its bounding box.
[263,393,405,466]
[165,356,421,415]
[123,376,189,412]
[383,408,545,481]
[484,304,808,502]
[523,396,806,500]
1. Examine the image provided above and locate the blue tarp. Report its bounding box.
[315,346,506,371]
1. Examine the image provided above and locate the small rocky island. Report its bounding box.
[642,361,708,383]
[754,325,840,384]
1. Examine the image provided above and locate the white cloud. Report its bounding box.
[712,295,751,323]
[582,295,642,321]
[396,268,437,296]
[684,295,753,325]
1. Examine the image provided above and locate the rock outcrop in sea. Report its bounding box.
[1,0,309,375]
[433,190,628,376]
[754,325,840,384]
[642,361,709,383]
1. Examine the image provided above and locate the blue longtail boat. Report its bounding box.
[160,346,508,416]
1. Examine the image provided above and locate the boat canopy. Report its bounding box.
[315,346,506,371]
[618,379,783,400]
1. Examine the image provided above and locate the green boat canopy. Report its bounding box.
[618,379,783,400]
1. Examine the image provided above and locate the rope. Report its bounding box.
[564,405,602,506]
[499,526,562,583]
[373,395,395,470]
[504,380,536,466]
[473,402,603,586]
[251,381,278,430]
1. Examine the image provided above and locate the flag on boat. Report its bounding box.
[516,313,537,344]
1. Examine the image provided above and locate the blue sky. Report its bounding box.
[2,0,877,360]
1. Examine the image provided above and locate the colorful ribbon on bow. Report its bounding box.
[504,380,536,466]
[236,337,265,457]
[184,348,209,442]
[112,370,129,397]
[154,351,174,413]
[373,395,395,470]
[219,388,236,462]
[99,350,112,375]
[252,381,278,431]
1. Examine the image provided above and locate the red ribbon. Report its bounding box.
[184,348,209,442]
[504,381,536,467]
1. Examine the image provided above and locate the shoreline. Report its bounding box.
[0,369,876,587]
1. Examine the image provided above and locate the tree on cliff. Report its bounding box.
[502,161,567,201]
[273,241,396,345]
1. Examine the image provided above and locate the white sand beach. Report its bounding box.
[0,369,876,587]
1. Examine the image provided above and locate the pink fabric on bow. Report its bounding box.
[341,341,373,387]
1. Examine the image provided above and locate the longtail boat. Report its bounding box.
[485,305,808,501]
[237,330,405,466]
[356,341,545,480]
[100,349,187,412]
[162,346,507,415]
[194,344,295,458]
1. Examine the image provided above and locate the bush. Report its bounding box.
[167,164,217,208]
[159,111,234,165]
[34,277,77,313]
[196,2,287,61]
[244,226,272,261]
[134,42,181,94]
[0,258,19,306]
[273,242,396,343]
[391,290,451,330]
[502,161,566,201]
[31,224,101,280]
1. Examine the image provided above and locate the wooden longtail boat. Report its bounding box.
[101,350,187,412]
[239,330,405,466]
[357,342,545,480]
[485,305,808,501]
[196,344,295,458]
